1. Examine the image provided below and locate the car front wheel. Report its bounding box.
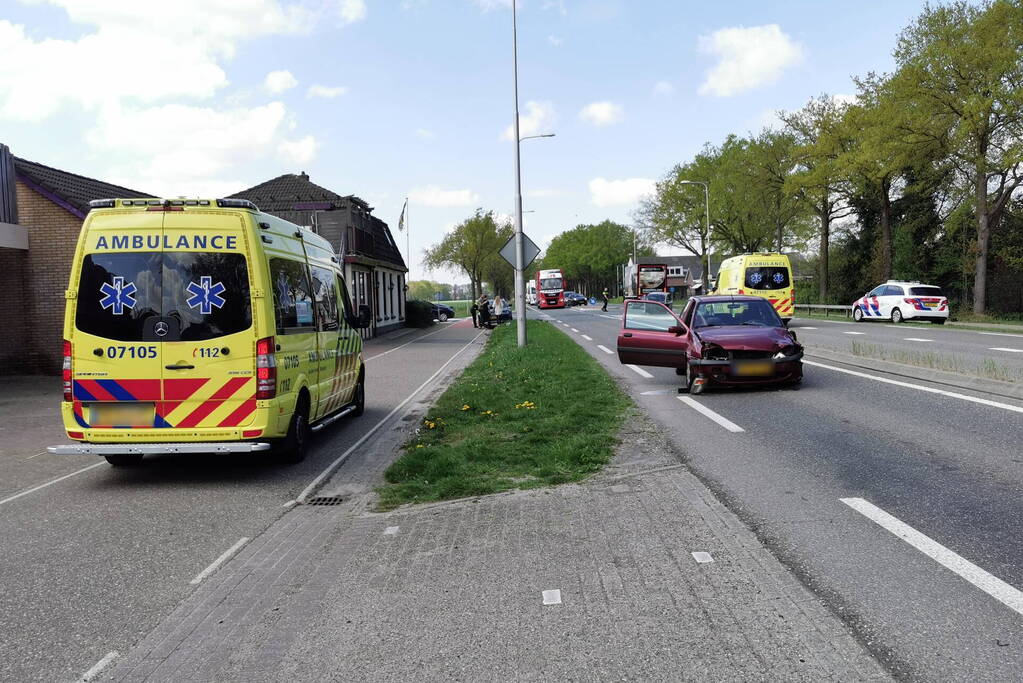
[891,308,903,324]
[853,307,864,322]
[438,312,449,322]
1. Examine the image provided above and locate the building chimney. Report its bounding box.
[0,143,17,224]
[299,171,308,180]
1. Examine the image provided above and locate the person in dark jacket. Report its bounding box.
[601,287,610,312]
[478,294,492,328]
[470,299,480,328]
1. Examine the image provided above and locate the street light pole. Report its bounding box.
[511,0,527,347]
[680,180,710,291]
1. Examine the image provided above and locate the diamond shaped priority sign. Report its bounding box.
[499,233,540,269]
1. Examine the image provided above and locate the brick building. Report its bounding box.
[0,144,153,374]
[229,172,407,340]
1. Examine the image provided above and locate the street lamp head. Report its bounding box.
[520,132,556,142]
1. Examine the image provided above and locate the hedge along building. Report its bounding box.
[0,144,154,374]
[229,172,407,341]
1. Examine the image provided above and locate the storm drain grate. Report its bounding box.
[305,496,346,506]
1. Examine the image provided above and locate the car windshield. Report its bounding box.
[693,299,781,328]
[909,286,945,297]
[540,278,562,290]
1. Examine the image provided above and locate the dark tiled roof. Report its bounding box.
[231,172,406,271]
[228,172,349,212]
[13,156,153,217]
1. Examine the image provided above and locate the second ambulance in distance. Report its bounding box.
[49,197,371,466]
[713,253,794,322]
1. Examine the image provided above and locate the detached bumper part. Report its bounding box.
[47,442,272,456]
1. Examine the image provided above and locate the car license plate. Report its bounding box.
[732,361,774,377]
[90,402,155,426]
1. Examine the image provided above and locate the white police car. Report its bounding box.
[852,280,949,324]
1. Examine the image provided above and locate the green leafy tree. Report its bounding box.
[423,209,507,301]
[782,95,855,302]
[543,221,645,294]
[406,280,452,301]
[890,0,1023,313]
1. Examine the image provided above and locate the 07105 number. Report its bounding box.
[106,345,158,359]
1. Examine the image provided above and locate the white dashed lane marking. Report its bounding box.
[842,497,1023,617]
[904,337,933,342]
[691,552,714,564]
[582,334,593,341]
[542,589,562,605]
[676,396,745,432]
[571,328,579,333]
[597,345,614,355]
[626,365,655,379]
[989,347,1023,353]
[843,331,865,335]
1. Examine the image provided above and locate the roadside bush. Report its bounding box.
[405,299,435,328]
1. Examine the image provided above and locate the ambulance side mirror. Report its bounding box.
[356,305,372,329]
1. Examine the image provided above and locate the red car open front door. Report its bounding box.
[616,300,688,368]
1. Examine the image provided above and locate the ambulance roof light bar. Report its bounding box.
[217,198,259,211]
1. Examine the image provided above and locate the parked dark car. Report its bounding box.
[430,302,455,322]
[564,291,588,306]
[643,291,673,308]
[616,295,803,394]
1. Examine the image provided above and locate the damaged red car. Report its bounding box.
[616,295,803,394]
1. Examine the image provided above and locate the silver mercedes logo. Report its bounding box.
[155,322,169,337]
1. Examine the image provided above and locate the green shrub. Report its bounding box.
[405,299,436,328]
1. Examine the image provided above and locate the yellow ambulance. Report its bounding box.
[712,252,795,322]
[48,197,371,466]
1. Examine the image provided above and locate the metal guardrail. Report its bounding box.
[793,303,851,318]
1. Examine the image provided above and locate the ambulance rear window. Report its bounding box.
[75,252,250,342]
[745,266,789,290]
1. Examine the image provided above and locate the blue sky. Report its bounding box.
[0,0,928,283]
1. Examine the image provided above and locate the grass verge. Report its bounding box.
[849,340,1020,382]
[793,312,1022,334]
[377,319,631,509]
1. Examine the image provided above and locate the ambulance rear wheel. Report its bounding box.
[352,372,365,417]
[105,454,143,467]
[277,397,310,464]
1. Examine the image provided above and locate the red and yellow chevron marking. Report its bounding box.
[768,296,794,317]
[160,377,256,429]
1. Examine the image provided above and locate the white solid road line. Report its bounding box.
[599,315,619,320]
[676,396,745,432]
[989,347,1023,353]
[190,537,250,585]
[298,330,487,503]
[0,462,106,507]
[978,331,1023,338]
[596,345,614,355]
[80,651,120,682]
[582,334,593,341]
[841,498,1023,617]
[626,364,654,379]
[804,360,1023,414]
[904,337,933,342]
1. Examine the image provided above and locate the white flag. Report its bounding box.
[397,198,407,232]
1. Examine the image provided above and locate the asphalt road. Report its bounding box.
[789,316,1023,381]
[0,322,483,682]
[532,303,1023,681]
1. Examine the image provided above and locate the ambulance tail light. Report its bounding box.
[62,340,73,402]
[255,336,277,399]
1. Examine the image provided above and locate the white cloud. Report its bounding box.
[415,128,438,140]
[338,0,367,24]
[588,177,655,207]
[542,0,568,15]
[501,100,556,140]
[832,93,858,106]
[548,34,564,47]
[278,135,318,164]
[697,24,804,97]
[409,186,480,207]
[307,84,349,99]
[579,101,624,127]
[653,81,674,95]
[264,70,298,94]
[87,101,305,196]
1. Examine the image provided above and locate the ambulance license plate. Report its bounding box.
[732,361,773,377]
[90,403,155,427]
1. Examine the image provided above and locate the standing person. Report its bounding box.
[492,294,504,323]
[601,287,609,312]
[478,293,491,329]
[470,297,480,328]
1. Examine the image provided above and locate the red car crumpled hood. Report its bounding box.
[694,326,796,351]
